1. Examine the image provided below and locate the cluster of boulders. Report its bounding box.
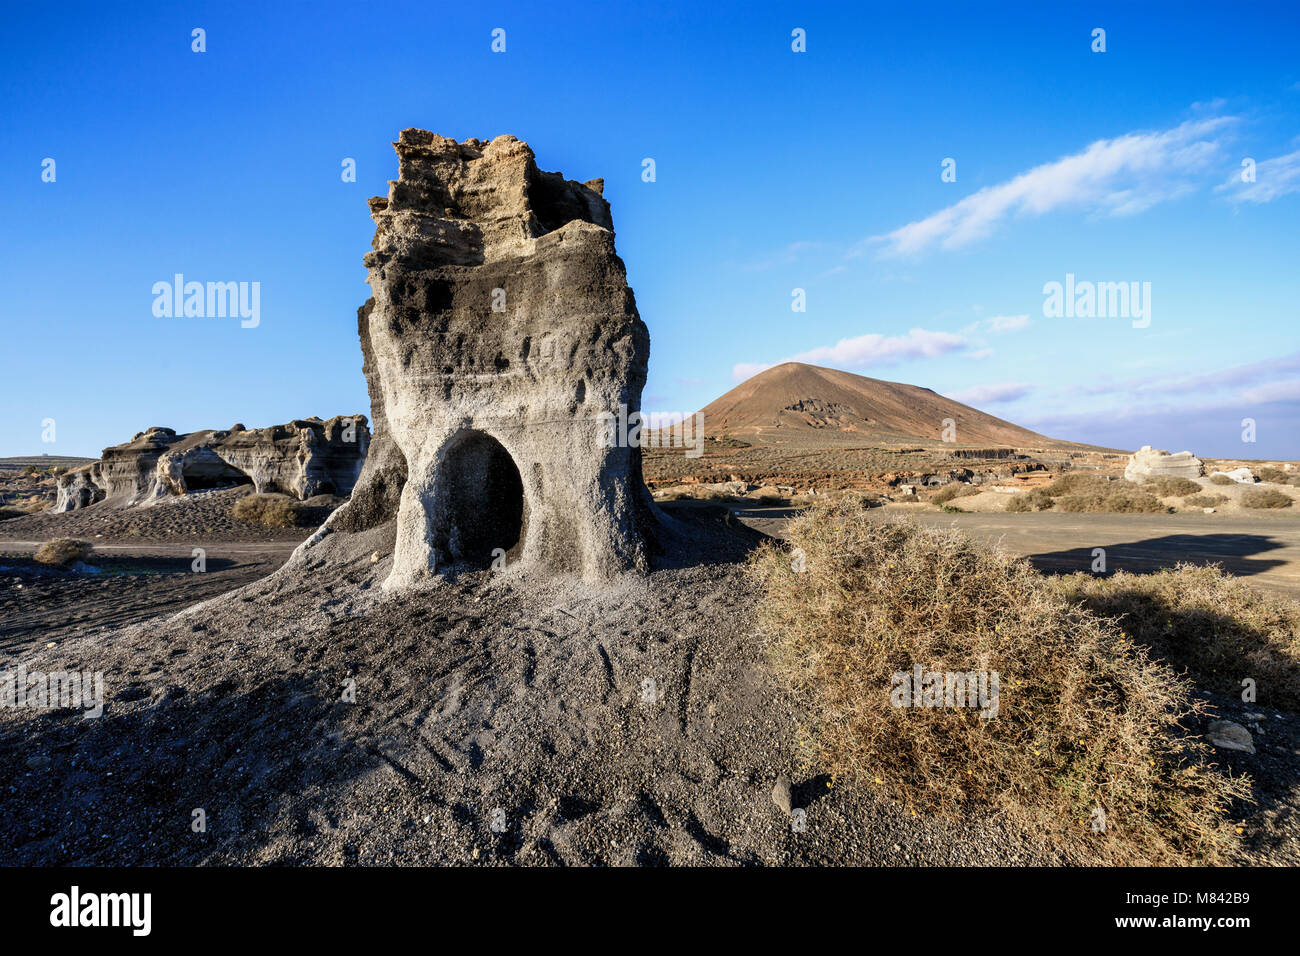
[53,417,369,512]
[1209,467,1257,484]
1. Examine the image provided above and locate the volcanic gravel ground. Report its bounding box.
[0,508,1067,866]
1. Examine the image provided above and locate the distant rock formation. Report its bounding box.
[325,130,656,587]
[53,417,369,512]
[1123,445,1204,482]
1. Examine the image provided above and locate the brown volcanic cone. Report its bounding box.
[698,362,1061,448]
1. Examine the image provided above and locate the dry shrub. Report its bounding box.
[34,538,92,566]
[1042,472,1120,496]
[1184,494,1228,508]
[1144,476,1203,497]
[1057,489,1169,514]
[1005,488,1053,512]
[931,483,980,505]
[1209,474,1236,486]
[232,493,308,527]
[1255,467,1289,484]
[1051,565,1300,711]
[1241,488,1292,509]
[750,500,1250,864]
[1005,474,1167,514]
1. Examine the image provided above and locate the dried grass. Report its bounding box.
[750,500,1251,864]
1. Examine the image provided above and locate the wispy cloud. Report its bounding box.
[732,327,968,381]
[1025,352,1300,452]
[869,117,1237,257]
[1092,352,1300,399]
[1216,148,1300,204]
[1239,379,1300,404]
[982,313,1031,333]
[945,382,1034,405]
[737,241,824,272]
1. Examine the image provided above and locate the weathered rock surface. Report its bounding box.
[54,417,369,512]
[329,130,657,587]
[1123,445,1204,482]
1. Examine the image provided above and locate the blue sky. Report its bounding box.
[2,0,1298,458]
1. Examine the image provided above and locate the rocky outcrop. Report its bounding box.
[328,130,656,587]
[53,461,106,512]
[53,417,369,512]
[1123,445,1203,482]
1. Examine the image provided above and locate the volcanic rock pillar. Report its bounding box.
[359,130,654,588]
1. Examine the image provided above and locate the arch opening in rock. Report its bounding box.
[435,430,526,568]
[180,450,253,491]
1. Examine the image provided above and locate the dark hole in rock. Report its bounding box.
[440,430,525,567]
[184,472,253,491]
[181,452,254,491]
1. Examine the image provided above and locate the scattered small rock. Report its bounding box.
[771,774,793,814]
[1205,720,1255,754]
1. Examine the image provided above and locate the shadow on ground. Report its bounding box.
[0,675,372,865]
[1027,533,1288,579]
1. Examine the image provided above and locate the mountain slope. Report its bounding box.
[696,363,1064,448]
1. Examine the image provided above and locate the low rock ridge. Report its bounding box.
[54,416,369,512]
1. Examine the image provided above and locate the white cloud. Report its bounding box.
[732,327,969,381]
[870,117,1236,256]
[983,313,1030,333]
[1217,149,1300,204]
[945,382,1034,405]
[1023,353,1300,451]
[1240,379,1300,404]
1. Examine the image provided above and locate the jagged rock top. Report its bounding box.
[366,131,613,267]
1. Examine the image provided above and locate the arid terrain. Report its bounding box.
[2,495,1294,867]
[3,433,1299,866]
[2,137,1296,870]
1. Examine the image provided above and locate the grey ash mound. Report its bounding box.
[0,132,1062,865]
[0,508,1058,865]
